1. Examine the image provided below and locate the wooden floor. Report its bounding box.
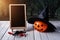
[0,21,60,40]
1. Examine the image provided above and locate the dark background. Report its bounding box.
[0,0,60,21]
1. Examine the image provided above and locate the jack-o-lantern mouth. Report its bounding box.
[35,27,46,32]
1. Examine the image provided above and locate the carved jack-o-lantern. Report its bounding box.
[34,21,48,32]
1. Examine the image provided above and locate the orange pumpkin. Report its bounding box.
[34,21,48,32]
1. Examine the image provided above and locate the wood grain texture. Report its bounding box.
[0,21,60,40]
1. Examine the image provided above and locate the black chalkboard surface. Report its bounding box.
[9,4,26,29]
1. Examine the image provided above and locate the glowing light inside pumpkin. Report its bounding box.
[34,21,48,32]
[36,22,39,25]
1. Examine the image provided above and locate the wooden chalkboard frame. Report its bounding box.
[9,4,26,31]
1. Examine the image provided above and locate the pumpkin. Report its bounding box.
[34,21,48,32]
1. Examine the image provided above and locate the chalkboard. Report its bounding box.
[9,4,26,29]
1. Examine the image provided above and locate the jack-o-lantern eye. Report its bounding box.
[34,21,48,32]
[38,25,39,27]
[41,24,43,27]
[35,24,37,25]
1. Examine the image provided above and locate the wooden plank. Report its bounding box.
[0,21,9,40]
[1,27,10,40]
[47,32,60,40]
[15,36,27,40]
[34,30,49,40]
[0,21,9,32]
[1,21,60,40]
[40,32,48,40]
[26,31,34,40]
[0,21,14,40]
[7,35,15,40]
[34,30,41,40]
[0,22,5,32]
